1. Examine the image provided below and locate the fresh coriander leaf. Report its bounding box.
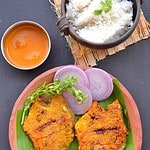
[94,9,103,15]
[102,0,112,13]
[21,76,87,125]
[94,0,112,15]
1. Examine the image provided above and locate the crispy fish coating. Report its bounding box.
[75,100,127,150]
[23,94,75,150]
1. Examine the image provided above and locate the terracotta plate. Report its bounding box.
[9,66,142,150]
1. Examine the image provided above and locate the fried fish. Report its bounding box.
[23,94,75,150]
[75,100,127,150]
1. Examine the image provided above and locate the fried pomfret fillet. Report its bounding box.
[23,94,75,150]
[75,100,127,150]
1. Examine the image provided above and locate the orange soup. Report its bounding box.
[3,23,49,69]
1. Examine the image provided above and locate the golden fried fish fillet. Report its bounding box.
[23,94,75,150]
[75,100,127,150]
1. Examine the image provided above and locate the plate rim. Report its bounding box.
[9,65,142,150]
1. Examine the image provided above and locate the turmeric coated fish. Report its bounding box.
[75,100,127,150]
[23,94,75,150]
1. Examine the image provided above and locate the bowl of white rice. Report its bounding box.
[57,0,142,49]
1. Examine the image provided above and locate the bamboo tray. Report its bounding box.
[53,0,150,67]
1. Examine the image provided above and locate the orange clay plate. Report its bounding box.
[9,66,142,150]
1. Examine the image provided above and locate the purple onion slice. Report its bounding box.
[85,68,113,101]
[54,65,89,87]
[63,84,92,115]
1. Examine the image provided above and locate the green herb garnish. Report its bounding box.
[21,76,87,125]
[94,0,112,15]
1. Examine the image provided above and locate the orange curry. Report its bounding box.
[4,24,49,68]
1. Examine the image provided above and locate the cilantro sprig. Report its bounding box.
[94,0,112,15]
[21,76,87,125]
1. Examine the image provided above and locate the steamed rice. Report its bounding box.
[66,0,133,43]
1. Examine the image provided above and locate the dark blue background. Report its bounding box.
[0,0,150,149]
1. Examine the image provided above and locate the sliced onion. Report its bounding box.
[54,65,89,87]
[63,84,92,115]
[85,68,113,101]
